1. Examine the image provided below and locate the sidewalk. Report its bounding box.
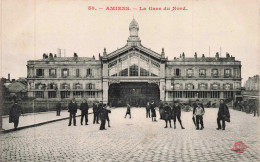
[1,109,93,133]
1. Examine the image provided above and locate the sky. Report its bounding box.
[1,0,259,85]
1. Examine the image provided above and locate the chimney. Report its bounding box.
[57,48,61,57]
[8,73,10,81]
[49,53,53,58]
[182,52,185,60]
[161,48,165,58]
[194,52,197,61]
[103,48,107,57]
[226,52,230,58]
[215,52,219,60]
[43,53,47,59]
[54,54,57,58]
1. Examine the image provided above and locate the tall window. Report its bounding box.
[87,83,95,89]
[87,91,95,98]
[61,91,70,98]
[62,69,69,77]
[212,69,218,78]
[175,68,181,76]
[73,91,83,98]
[130,65,138,76]
[199,69,206,78]
[87,68,93,77]
[140,68,149,76]
[76,69,80,77]
[186,69,193,77]
[35,91,44,98]
[225,69,231,77]
[49,69,56,77]
[36,69,44,77]
[48,92,56,98]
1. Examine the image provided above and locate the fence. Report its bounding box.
[2,100,93,116]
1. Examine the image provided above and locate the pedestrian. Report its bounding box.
[150,100,157,122]
[194,103,205,130]
[68,98,77,126]
[253,100,259,117]
[106,104,112,127]
[125,103,131,118]
[99,104,107,130]
[9,100,23,130]
[172,101,185,129]
[56,102,61,116]
[159,100,164,119]
[80,99,89,125]
[97,101,103,123]
[146,102,151,118]
[216,99,230,130]
[93,101,99,124]
[163,102,172,128]
[192,99,205,128]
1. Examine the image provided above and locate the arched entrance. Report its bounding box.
[108,82,160,107]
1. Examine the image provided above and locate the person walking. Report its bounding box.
[216,99,230,130]
[194,103,205,130]
[56,102,61,116]
[80,99,89,125]
[163,102,172,128]
[125,103,131,118]
[9,100,23,130]
[106,104,112,127]
[172,101,185,129]
[150,100,157,122]
[68,98,78,126]
[146,102,151,118]
[99,104,107,130]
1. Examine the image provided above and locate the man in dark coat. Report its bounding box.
[193,99,205,128]
[9,100,23,130]
[99,104,108,130]
[163,102,172,128]
[172,101,185,129]
[216,99,230,130]
[56,102,61,116]
[150,100,157,122]
[159,100,164,119]
[80,99,89,125]
[146,102,151,118]
[106,104,111,127]
[125,103,131,118]
[68,98,77,126]
[97,101,103,123]
[93,101,99,124]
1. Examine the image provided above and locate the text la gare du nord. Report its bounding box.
[88,6,188,11]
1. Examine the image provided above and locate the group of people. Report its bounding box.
[67,98,111,130]
[234,100,259,117]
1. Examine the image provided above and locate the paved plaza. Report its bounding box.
[0,108,259,161]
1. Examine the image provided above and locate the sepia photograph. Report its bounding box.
[0,0,259,161]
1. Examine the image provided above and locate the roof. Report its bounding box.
[7,82,27,93]
[28,57,99,62]
[169,57,239,62]
[129,18,139,29]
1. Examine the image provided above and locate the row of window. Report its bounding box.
[35,91,99,99]
[171,68,240,78]
[35,68,94,78]
[34,83,96,90]
[168,91,234,99]
[172,82,240,90]
[111,65,157,77]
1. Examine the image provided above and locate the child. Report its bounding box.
[125,103,131,118]
[194,103,205,130]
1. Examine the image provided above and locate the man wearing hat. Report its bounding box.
[216,99,230,130]
[80,99,89,125]
[93,101,99,124]
[68,98,78,126]
[9,100,23,130]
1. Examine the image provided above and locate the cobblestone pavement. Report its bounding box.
[0,108,259,162]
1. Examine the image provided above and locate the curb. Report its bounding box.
[1,113,93,134]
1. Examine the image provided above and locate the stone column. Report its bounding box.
[102,79,109,104]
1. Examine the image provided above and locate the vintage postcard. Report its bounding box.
[0,0,259,161]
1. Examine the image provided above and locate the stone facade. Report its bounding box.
[244,75,260,91]
[27,19,242,104]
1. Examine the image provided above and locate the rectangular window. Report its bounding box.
[187,69,193,77]
[173,91,183,98]
[175,68,181,76]
[119,69,128,76]
[212,69,218,78]
[76,69,80,77]
[210,91,220,98]
[35,91,44,98]
[62,69,69,77]
[140,68,149,76]
[225,69,231,78]
[199,69,206,78]
[87,68,92,77]
[48,91,56,98]
[224,91,234,99]
[73,91,83,98]
[87,91,95,98]
[61,91,70,98]
[198,91,208,98]
[36,69,44,77]
[130,65,138,76]
[49,69,56,77]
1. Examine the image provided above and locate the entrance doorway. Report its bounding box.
[108,82,160,107]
